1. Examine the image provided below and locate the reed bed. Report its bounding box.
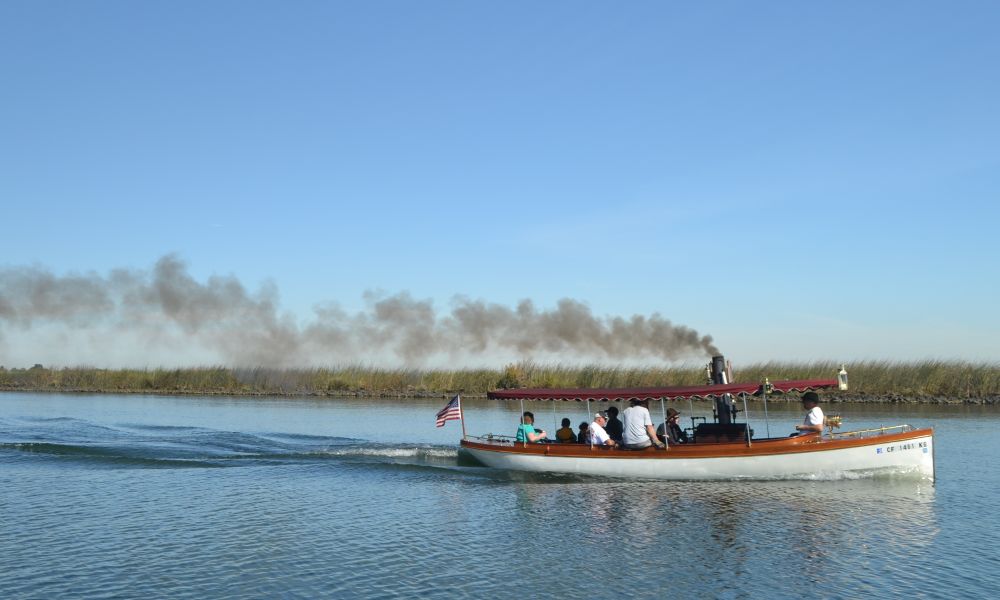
[0,360,998,400]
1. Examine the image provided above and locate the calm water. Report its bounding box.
[2,393,999,599]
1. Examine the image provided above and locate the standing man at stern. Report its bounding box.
[795,392,825,435]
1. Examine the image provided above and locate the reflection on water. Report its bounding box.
[508,477,938,595]
[0,392,992,599]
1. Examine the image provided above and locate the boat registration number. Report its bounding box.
[876,441,929,455]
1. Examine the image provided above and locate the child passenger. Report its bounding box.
[555,418,577,443]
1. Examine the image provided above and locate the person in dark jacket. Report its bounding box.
[605,405,624,444]
[657,407,689,444]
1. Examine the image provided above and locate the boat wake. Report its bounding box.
[0,416,466,472]
[786,466,932,481]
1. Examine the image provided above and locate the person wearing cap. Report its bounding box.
[555,417,577,443]
[622,398,666,450]
[657,407,688,444]
[587,412,618,448]
[795,392,825,435]
[515,411,547,443]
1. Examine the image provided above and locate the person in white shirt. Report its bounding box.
[622,399,666,450]
[588,412,618,448]
[795,392,825,435]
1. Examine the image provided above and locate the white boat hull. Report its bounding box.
[462,431,934,481]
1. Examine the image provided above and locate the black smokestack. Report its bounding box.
[0,255,720,367]
[710,355,728,384]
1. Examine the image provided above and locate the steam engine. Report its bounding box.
[693,354,752,443]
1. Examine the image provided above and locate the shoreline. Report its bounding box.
[2,386,997,405]
[2,360,997,404]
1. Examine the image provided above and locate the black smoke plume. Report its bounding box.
[0,255,719,366]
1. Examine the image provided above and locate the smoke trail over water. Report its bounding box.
[0,255,718,366]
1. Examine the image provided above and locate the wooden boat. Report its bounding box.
[458,366,935,481]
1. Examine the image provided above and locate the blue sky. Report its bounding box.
[1,1,998,366]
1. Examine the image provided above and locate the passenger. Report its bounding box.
[555,417,577,443]
[578,422,590,443]
[622,398,666,450]
[605,405,624,444]
[656,407,689,444]
[588,411,618,448]
[515,411,547,443]
[795,392,825,436]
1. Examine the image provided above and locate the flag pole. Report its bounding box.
[458,395,467,440]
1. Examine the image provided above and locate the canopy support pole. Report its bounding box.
[551,399,557,442]
[741,392,751,447]
[762,380,771,438]
[519,397,526,447]
[586,397,593,448]
[659,397,667,447]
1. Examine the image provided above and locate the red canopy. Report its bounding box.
[486,379,838,402]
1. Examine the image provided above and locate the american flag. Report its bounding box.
[436,395,462,428]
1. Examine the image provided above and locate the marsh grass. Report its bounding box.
[0,360,998,399]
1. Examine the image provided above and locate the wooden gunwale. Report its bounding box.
[460,427,933,460]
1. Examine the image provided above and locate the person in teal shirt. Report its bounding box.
[516,411,547,443]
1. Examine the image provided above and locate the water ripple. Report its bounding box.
[0,398,996,598]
